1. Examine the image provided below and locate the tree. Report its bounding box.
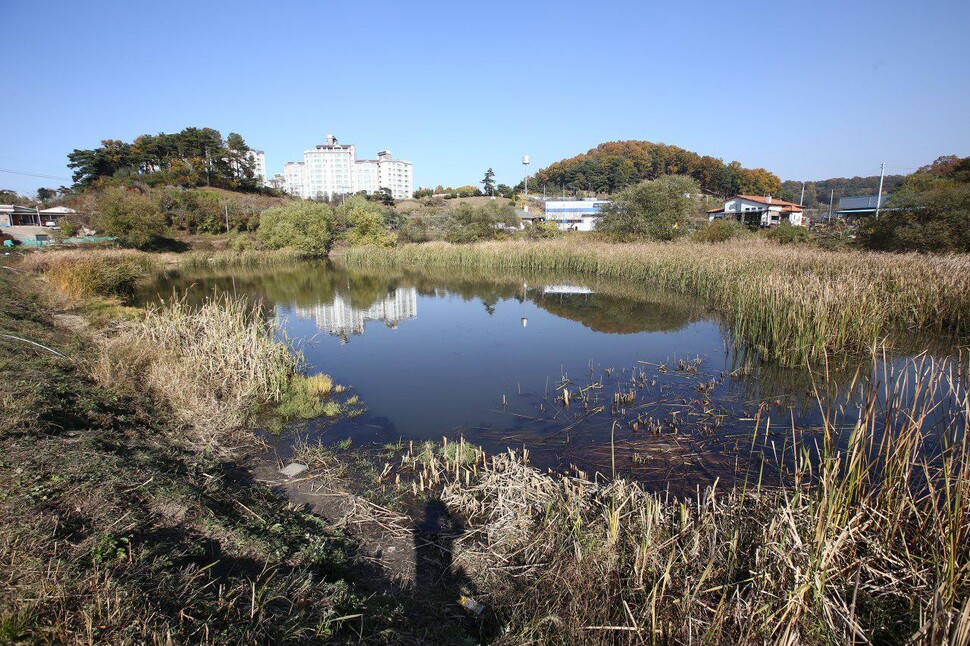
[528,140,782,197]
[257,201,335,256]
[481,168,496,196]
[0,189,34,206]
[90,186,167,249]
[858,156,970,252]
[66,127,269,193]
[375,187,395,206]
[36,187,57,202]
[597,175,700,240]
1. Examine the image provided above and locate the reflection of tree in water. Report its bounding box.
[142,260,709,339]
[533,292,692,334]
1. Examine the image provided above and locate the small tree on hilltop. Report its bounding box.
[596,175,700,240]
[481,168,496,196]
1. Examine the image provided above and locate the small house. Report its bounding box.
[543,199,612,232]
[708,195,806,227]
[0,205,45,227]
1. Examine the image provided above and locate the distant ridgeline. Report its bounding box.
[523,141,784,198]
[779,175,907,209]
[67,127,265,192]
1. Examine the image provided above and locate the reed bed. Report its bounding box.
[20,247,310,302]
[18,248,158,301]
[97,294,300,447]
[338,240,970,365]
[396,353,970,643]
[175,247,307,270]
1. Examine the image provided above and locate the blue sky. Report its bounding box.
[2,0,968,197]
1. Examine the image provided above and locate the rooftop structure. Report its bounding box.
[836,194,892,216]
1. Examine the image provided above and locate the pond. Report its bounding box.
[137,261,961,491]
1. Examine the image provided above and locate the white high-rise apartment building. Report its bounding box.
[281,134,413,200]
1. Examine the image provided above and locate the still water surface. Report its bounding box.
[138,261,950,489]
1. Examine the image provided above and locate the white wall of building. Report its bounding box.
[280,135,413,200]
[711,197,805,227]
[543,199,610,232]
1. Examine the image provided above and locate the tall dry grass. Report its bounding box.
[18,249,158,301]
[401,352,970,643]
[20,247,309,302]
[96,295,299,448]
[338,240,970,365]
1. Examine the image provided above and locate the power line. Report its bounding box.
[0,167,71,182]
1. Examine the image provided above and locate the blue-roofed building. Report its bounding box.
[836,194,891,217]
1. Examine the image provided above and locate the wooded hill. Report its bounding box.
[67,127,267,193]
[522,141,784,198]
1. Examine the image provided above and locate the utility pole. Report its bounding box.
[828,188,834,223]
[874,162,886,219]
[522,155,530,212]
[225,204,229,233]
[799,181,805,206]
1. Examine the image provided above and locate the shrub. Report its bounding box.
[693,218,748,243]
[257,201,335,256]
[524,220,562,240]
[90,186,168,249]
[764,222,811,245]
[597,175,700,240]
[334,196,395,247]
[55,217,80,238]
[444,202,517,243]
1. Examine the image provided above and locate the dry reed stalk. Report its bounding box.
[393,352,970,643]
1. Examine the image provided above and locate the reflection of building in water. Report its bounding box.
[542,285,594,295]
[295,288,417,342]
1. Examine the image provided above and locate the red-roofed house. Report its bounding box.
[708,195,807,227]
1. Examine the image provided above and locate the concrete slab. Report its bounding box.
[280,462,309,478]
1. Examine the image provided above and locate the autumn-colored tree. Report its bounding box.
[524,140,781,198]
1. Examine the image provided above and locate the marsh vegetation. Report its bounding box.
[339,239,970,366]
[7,243,970,643]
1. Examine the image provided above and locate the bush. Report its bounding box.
[334,196,395,247]
[257,201,335,256]
[90,186,168,249]
[693,218,748,243]
[56,217,81,238]
[764,223,811,245]
[524,220,562,240]
[597,175,701,240]
[444,202,517,243]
